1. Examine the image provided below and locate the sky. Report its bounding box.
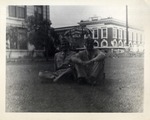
[50,0,150,30]
[50,6,127,28]
[49,0,150,50]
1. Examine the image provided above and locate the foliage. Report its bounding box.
[25,15,60,56]
[6,26,18,49]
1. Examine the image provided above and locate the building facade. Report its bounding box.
[6,5,50,50]
[79,17,144,50]
[55,17,144,52]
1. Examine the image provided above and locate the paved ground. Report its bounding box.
[6,57,144,112]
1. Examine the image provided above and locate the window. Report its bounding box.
[124,30,126,39]
[7,27,27,50]
[132,32,134,41]
[133,32,136,43]
[136,33,138,41]
[140,34,143,44]
[129,42,132,47]
[129,31,132,41]
[17,6,25,18]
[35,6,43,14]
[140,34,142,41]
[9,6,25,18]
[113,28,117,38]
[118,29,122,39]
[101,28,107,38]
[136,33,138,44]
[124,40,126,46]
[140,34,142,44]
[101,39,108,47]
[94,40,99,47]
[34,6,43,21]
[92,29,98,39]
[18,31,27,49]
[118,40,123,47]
[6,27,18,49]
[111,39,118,47]
[9,6,16,17]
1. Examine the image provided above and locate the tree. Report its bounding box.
[25,16,60,59]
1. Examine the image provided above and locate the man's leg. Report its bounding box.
[88,60,105,85]
[74,64,87,78]
[74,64,89,84]
[53,68,73,82]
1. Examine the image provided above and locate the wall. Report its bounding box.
[108,27,113,46]
[6,50,44,59]
[6,6,51,58]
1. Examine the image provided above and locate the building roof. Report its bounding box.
[54,25,79,32]
[79,17,143,31]
[54,17,143,32]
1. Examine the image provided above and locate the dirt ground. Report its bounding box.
[6,57,144,112]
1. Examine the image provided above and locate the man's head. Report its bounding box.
[60,38,70,52]
[85,38,94,51]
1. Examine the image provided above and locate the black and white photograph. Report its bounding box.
[1,0,150,119]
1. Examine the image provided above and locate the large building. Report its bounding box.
[6,6,50,58]
[6,5,50,50]
[55,17,144,52]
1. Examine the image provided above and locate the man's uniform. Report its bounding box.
[39,51,76,82]
[72,49,105,84]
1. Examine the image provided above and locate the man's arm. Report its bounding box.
[92,50,106,62]
[87,50,106,64]
[56,51,76,70]
[71,52,88,66]
[57,62,71,70]
[70,52,83,65]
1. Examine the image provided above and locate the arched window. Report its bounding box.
[129,42,132,47]
[118,40,123,47]
[124,40,126,46]
[111,39,118,47]
[101,39,108,47]
[94,40,99,47]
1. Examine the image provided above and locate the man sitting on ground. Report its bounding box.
[39,38,76,83]
[71,37,106,85]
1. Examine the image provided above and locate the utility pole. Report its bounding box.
[46,6,47,20]
[126,5,129,46]
[45,6,49,61]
